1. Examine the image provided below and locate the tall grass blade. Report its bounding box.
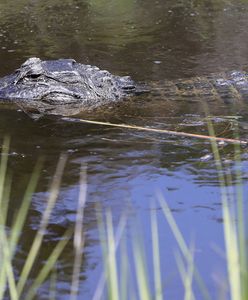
[70,166,87,300]
[222,194,241,300]
[0,175,12,300]
[207,119,242,300]
[17,154,67,297]
[49,266,57,300]
[157,192,211,300]
[106,210,119,300]
[25,228,73,300]
[93,209,127,300]
[0,160,42,299]
[0,137,11,300]
[0,225,18,300]
[151,207,163,300]
[175,250,195,300]
[0,136,10,208]
[9,158,43,253]
[1,174,11,228]
[157,192,189,257]
[184,244,195,300]
[234,139,248,299]
[120,236,128,300]
[93,204,108,300]
[132,228,150,300]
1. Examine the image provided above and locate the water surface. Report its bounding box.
[1,0,248,299]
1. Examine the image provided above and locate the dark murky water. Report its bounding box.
[1,0,248,299]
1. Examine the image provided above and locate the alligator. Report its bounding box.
[0,57,247,116]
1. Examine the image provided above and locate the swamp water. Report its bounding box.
[1,0,248,299]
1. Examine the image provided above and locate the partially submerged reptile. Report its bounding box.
[0,57,247,115]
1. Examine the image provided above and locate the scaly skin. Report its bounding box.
[0,57,247,115]
[0,57,141,108]
[150,71,248,104]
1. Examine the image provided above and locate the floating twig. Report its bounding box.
[62,117,248,145]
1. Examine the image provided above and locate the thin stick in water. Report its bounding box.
[62,117,247,145]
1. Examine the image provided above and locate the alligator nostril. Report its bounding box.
[27,74,41,79]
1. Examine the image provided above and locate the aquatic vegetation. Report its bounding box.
[95,191,247,300]
[208,121,248,300]
[0,138,73,300]
[0,126,247,299]
[94,125,248,300]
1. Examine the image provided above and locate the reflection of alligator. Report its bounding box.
[0,57,247,115]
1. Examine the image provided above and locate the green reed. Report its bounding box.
[96,124,247,300]
[0,138,73,300]
[207,120,248,300]
[1,124,247,300]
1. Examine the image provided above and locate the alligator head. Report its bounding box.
[0,57,146,115]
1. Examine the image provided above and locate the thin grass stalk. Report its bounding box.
[132,245,150,300]
[206,119,226,188]
[222,194,241,300]
[157,192,211,300]
[70,166,87,300]
[0,185,11,299]
[175,250,195,300]
[0,136,10,208]
[106,210,119,300]
[93,210,127,300]
[157,192,189,257]
[234,139,248,299]
[222,160,245,300]
[49,266,57,300]
[132,229,151,300]
[25,228,73,300]
[207,120,242,300]
[9,159,43,254]
[17,154,67,297]
[222,166,242,300]
[222,184,242,300]
[175,252,187,298]
[0,174,12,299]
[0,161,41,299]
[1,174,11,227]
[120,236,128,300]
[93,204,108,300]
[0,226,18,300]
[151,207,163,300]
[184,243,195,300]
[0,137,11,299]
